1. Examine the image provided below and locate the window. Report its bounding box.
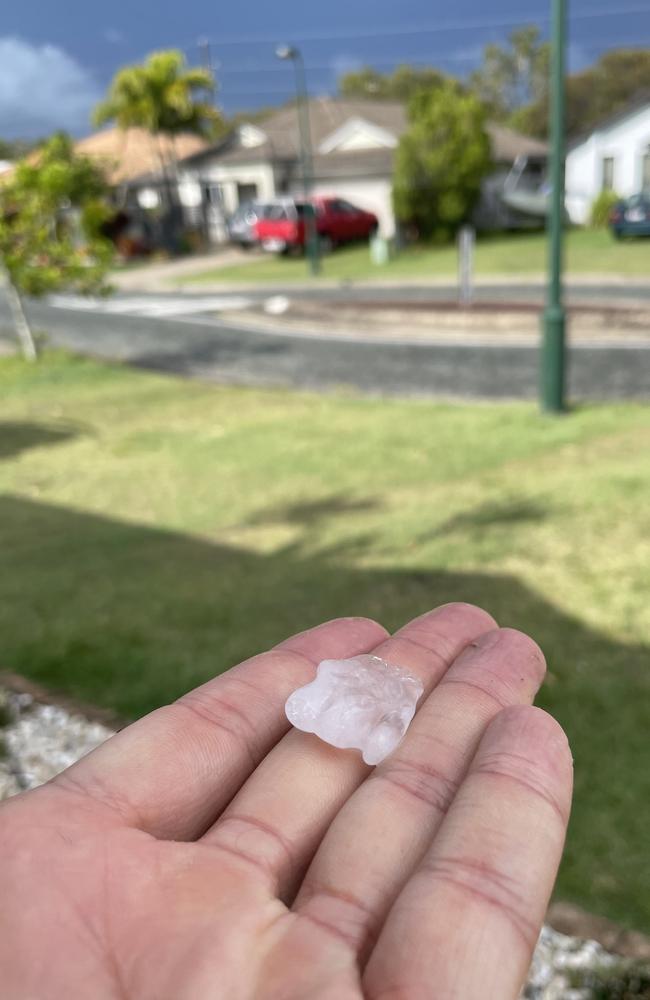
[642,152,650,190]
[261,203,291,221]
[329,199,357,214]
[602,156,615,191]
[237,182,258,205]
[203,183,223,207]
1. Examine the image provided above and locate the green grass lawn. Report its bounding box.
[184,228,650,284]
[1,351,650,931]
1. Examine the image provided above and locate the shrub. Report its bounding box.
[392,82,492,241]
[590,189,620,228]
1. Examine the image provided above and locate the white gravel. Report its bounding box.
[0,689,113,793]
[0,686,647,998]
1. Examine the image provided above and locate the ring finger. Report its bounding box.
[291,626,547,960]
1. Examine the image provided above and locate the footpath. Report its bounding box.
[212,295,650,347]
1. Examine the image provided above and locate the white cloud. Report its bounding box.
[0,36,100,138]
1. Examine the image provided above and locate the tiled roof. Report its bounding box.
[75,127,211,184]
[185,98,547,174]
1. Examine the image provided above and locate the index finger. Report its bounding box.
[48,616,387,840]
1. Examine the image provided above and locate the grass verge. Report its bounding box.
[183,228,650,284]
[1,350,649,930]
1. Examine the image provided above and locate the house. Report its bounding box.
[1,127,210,192]
[0,127,213,252]
[73,126,211,206]
[177,98,549,242]
[565,96,650,224]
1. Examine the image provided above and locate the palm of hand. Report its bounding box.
[0,605,572,1000]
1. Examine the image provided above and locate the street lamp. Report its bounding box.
[541,0,568,413]
[275,44,320,275]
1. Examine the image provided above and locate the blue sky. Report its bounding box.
[2,0,650,138]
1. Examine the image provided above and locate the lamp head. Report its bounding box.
[275,44,297,61]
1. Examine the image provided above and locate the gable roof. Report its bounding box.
[486,123,548,161]
[186,98,408,167]
[184,97,546,173]
[568,93,650,150]
[318,117,398,153]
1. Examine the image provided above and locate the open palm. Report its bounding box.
[0,603,572,999]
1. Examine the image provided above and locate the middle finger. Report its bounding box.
[200,603,495,896]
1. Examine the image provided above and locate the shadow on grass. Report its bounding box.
[247,494,381,527]
[1,493,649,929]
[0,421,82,460]
[423,498,549,539]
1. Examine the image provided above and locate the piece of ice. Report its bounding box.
[285,655,424,765]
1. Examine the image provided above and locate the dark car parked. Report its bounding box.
[255,197,378,254]
[609,192,650,238]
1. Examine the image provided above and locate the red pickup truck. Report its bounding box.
[255,197,378,253]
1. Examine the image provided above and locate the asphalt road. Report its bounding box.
[2,294,649,401]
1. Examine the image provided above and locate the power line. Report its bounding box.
[212,38,649,77]
[188,4,650,48]
[215,53,482,76]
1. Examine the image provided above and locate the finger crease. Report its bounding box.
[206,838,276,885]
[385,634,449,668]
[52,769,145,829]
[216,813,297,884]
[420,854,538,950]
[375,758,459,815]
[439,676,510,710]
[472,761,568,825]
[299,883,377,954]
[176,695,259,771]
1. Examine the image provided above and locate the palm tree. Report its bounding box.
[94,50,223,207]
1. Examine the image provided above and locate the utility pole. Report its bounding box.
[198,37,217,107]
[198,36,213,76]
[276,45,320,276]
[540,0,568,413]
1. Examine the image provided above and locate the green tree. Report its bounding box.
[0,137,43,162]
[0,133,113,360]
[392,84,492,240]
[94,50,223,185]
[530,48,650,139]
[339,64,447,102]
[469,26,550,125]
[513,47,650,139]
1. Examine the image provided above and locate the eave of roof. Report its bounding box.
[568,92,650,150]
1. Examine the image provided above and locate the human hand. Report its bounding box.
[0,604,572,999]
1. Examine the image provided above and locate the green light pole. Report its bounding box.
[276,45,321,276]
[541,0,568,412]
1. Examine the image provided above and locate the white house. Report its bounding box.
[565,97,650,224]
[177,97,548,242]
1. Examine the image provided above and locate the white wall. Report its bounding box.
[566,104,650,224]
[181,161,277,214]
[310,178,396,237]
[180,160,278,243]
